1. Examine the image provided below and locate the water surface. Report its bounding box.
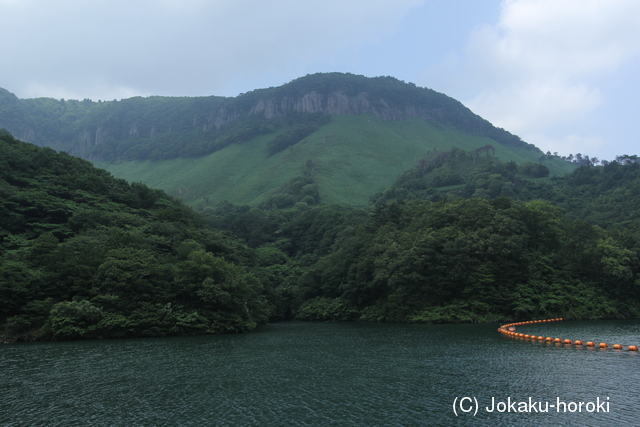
[1,320,638,426]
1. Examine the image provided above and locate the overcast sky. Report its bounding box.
[1,0,639,161]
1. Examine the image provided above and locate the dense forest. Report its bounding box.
[369,147,640,229]
[3,97,640,342]
[199,152,640,324]
[0,130,273,341]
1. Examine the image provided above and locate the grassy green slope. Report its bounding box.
[99,115,575,206]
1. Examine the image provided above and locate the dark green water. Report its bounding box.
[1,320,639,426]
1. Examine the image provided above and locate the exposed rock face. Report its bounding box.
[243,90,441,124]
[203,108,241,131]
[0,86,452,161]
[18,128,37,144]
[249,98,293,119]
[73,128,98,159]
[129,121,140,136]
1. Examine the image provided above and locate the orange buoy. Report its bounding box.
[629,345,638,351]
[564,339,572,344]
[599,343,608,349]
[554,338,561,343]
[586,341,595,347]
[574,340,583,346]
[613,344,623,350]
[546,337,553,341]
[524,334,530,339]
[537,336,545,340]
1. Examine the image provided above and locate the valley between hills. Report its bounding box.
[2,73,638,342]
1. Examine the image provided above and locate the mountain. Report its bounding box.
[0,73,576,207]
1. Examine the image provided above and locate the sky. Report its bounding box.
[1,0,639,161]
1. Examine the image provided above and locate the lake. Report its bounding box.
[1,320,639,426]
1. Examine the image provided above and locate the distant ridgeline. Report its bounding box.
[370,147,640,228]
[0,73,532,162]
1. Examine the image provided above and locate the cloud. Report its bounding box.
[468,80,601,134]
[462,0,640,147]
[522,132,605,159]
[0,0,423,100]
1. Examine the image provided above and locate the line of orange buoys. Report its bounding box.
[498,318,639,352]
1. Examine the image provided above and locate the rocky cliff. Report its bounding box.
[0,72,528,162]
[246,90,443,122]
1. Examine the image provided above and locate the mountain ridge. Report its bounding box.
[1,73,531,163]
[1,73,576,207]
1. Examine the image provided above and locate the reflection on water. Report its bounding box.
[1,320,639,426]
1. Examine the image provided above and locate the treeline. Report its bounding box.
[201,197,640,324]
[371,147,640,229]
[200,149,640,323]
[370,148,553,205]
[296,198,640,322]
[0,90,228,159]
[0,130,271,341]
[541,151,639,167]
[0,88,286,161]
[4,131,640,342]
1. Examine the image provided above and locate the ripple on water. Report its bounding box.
[1,320,639,426]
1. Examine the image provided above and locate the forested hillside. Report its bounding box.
[295,198,639,323]
[370,147,640,229]
[0,130,271,341]
[200,152,640,324]
[2,129,640,341]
